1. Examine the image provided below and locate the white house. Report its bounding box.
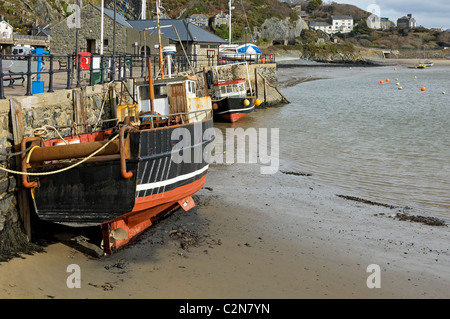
[331,15,353,33]
[310,21,332,34]
[0,18,13,39]
[310,15,353,35]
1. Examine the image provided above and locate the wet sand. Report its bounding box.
[1,65,450,300]
[0,160,449,299]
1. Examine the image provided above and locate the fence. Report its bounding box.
[0,52,275,99]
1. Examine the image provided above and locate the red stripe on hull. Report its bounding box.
[221,112,249,123]
[103,174,208,253]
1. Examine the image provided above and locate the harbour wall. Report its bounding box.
[202,63,289,105]
[0,64,285,260]
[0,83,122,260]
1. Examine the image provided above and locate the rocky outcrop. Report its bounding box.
[256,17,309,41]
[2,0,66,25]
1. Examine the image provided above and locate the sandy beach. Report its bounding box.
[0,159,449,299]
[1,65,449,301]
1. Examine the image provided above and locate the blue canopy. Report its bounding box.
[236,44,261,54]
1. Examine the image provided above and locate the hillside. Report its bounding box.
[2,0,448,61]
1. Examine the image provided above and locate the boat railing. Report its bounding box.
[138,108,213,128]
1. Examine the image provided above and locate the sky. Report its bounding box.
[328,0,450,30]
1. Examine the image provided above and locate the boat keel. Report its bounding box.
[101,198,196,255]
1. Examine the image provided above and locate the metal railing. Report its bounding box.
[0,52,276,99]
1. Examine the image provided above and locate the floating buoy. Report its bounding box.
[421,86,426,91]
[254,99,262,106]
[394,68,397,71]
[396,82,400,86]
[398,86,403,90]
[443,92,446,95]
[385,78,390,82]
[395,78,399,81]
[380,80,384,84]
[413,76,417,79]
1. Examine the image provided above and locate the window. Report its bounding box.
[189,81,196,94]
[154,84,168,98]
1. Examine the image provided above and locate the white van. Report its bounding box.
[12,45,33,60]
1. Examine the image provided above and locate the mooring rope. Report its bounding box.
[0,133,120,176]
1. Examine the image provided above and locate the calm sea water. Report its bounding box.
[226,64,450,220]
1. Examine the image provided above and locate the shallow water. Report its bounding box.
[223,65,450,220]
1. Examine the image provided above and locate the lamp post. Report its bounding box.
[228,0,234,44]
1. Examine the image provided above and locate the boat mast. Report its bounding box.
[228,0,233,45]
[156,0,164,78]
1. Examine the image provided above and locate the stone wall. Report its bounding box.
[50,3,164,55]
[0,82,124,261]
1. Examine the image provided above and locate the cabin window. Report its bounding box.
[188,81,196,94]
[154,84,168,98]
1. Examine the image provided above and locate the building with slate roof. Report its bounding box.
[50,3,226,68]
[50,3,166,55]
[127,19,227,66]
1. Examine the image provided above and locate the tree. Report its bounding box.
[307,0,323,12]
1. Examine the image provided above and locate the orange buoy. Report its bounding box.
[385,78,390,82]
[421,86,426,91]
[380,80,384,84]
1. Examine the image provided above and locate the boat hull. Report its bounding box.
[213,97,255,123]
[28,119,215,251]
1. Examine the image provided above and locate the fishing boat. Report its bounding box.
[20,73,214,255]
[424,60,434,67]
[211,78,255,122]
[18,1,215,255]
[208,63,258,123]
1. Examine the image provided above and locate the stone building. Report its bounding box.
[211,12,229,27]
[397,14,416,28]
[187,14,209,28]
[50,3,165,55]
[127,19,227,68]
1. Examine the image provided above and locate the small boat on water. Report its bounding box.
[408,62,426,69]
[424,60,434,67]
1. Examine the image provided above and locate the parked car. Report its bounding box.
[12,45,33,60]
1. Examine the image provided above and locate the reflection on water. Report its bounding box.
[226,65,450,220]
